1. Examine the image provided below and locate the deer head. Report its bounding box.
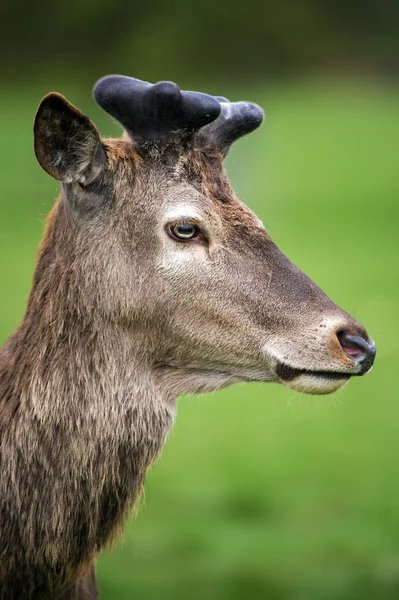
[33,75,376,398]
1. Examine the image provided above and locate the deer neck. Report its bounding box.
[0,279,175,587]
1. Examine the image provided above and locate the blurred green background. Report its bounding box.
[1,2,398,599]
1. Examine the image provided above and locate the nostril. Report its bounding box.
[338,333,365,360]
[337,330,376,374]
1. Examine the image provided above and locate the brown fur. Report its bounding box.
[0,93,373,599]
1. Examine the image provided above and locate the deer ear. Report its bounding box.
[34,93,106,184]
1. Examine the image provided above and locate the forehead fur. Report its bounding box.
[102,137,264,236]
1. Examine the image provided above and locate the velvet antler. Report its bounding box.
[195,99,264,155]
[93,75,264,153]
[93,75,221,144]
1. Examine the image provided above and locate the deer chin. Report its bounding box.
[275,363,350,395]
[282,372,350,395]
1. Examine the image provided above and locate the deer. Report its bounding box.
[0,74,376,599]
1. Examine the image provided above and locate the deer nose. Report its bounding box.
[337,330,376,375]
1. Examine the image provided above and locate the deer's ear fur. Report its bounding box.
[34,93,106,184]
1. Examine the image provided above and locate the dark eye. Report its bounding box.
[168,223,200,241]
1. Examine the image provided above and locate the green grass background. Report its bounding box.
[0,79,398,599]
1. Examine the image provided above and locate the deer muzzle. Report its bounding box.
[267,316,376,395]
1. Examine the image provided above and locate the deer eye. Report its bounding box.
[168,223,200,241]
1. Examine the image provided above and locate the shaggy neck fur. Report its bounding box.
[0,199,175,599]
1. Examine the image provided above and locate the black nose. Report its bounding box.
[337,331,376,375]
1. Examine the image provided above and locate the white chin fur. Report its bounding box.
[283,373,350,395]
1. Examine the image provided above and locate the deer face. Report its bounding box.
[33,77,376,396]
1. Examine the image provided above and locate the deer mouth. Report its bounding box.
[274,362,353,395]
[275,362,351,383]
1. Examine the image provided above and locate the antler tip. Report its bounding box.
[150,81,181,100]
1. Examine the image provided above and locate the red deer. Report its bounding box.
[0,75,376,599]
